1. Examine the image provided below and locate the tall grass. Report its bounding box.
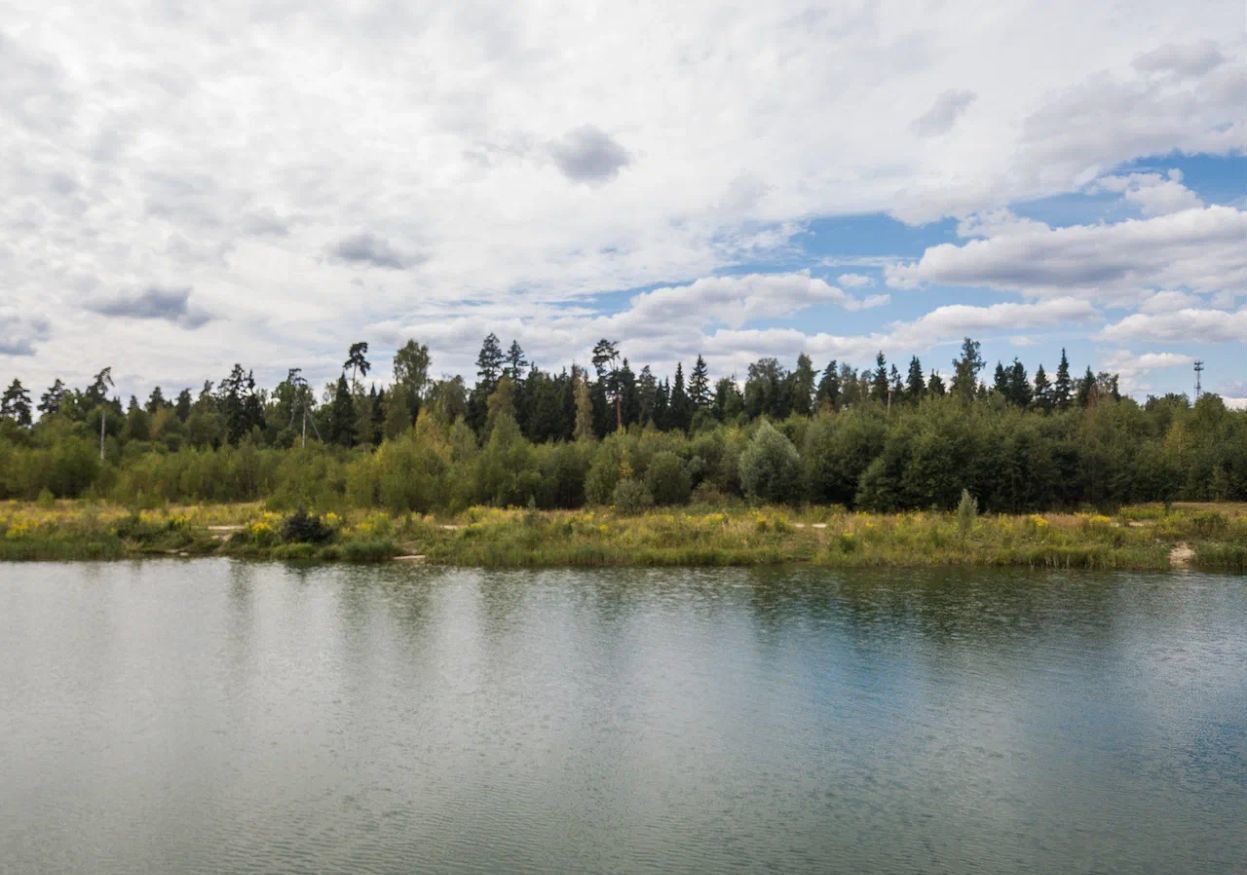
[0,499,1242,570]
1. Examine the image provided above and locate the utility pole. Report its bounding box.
[1193,360,1204,400]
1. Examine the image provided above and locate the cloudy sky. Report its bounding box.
[2,1,1245,402]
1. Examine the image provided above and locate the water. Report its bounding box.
[1,561,1244,873]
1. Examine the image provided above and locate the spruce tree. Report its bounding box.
[145,386,167,414]
[871,352,889,401]
[175,388,192,422]
[715,377,744,421]
[1053,348,1073,409]
[1032,364,1052,412]
[789,354,816,416]
[617,358,638,426]
[1076,366,1096,408]
[1007,359,1031,407]
[905,356,925,400]
[816,360,841,410]
[637,365,657,424]
[993,362,1009,396]
[689,355,711,410]
[888,364,903,404]
[670,362,691,431]
[328,374,356,446]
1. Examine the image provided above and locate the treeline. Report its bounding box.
[1,336,1244,512]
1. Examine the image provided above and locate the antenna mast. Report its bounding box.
[1193,360,1204,400]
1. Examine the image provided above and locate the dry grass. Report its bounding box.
[6,499,1244,570]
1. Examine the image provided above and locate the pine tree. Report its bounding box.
[344,342,370,395]
[475,334,504,389]
[504,340,528,385]
[1,379,32,426]
[950,337,984,399]
[591,338,622,431]
[572,367,594,441]
[38,379,66,418]
[928,371,946,396]
[85,367,115,407]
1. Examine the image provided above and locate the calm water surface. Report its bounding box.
[1,561,1244,873]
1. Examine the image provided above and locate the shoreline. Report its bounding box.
[2,501,1245,572]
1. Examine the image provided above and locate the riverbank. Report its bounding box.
[2,500,1245,571]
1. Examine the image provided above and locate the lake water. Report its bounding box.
[1,561,1244,873]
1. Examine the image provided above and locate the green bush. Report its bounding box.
[340,539,396,562]
[739,421,801,504]
[611,478,654,514]
[645,451,691,506]
[282,509,333,543]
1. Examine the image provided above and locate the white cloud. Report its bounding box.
[1093,169,1203,217]
[888,206,1247,302]
[837,272,874,288]
[1101,349,1194,393]
[1138,290,1202,313]
[0,1,1244,393]
[910,89,976,136]
[1100,308,1247,343]
[1133,40,1225,78]
[613,272,885,332]
[886,298,1099,349]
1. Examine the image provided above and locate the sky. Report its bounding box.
[1,1,1245,404]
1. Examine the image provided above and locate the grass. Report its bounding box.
[0,499,1244,571]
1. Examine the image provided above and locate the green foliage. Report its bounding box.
[282,509,333,543]
[2,338,1247,516]
[611,478,654,514]
[957,489,977,539]
[645,450,691,506]
[739,420,801,504]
